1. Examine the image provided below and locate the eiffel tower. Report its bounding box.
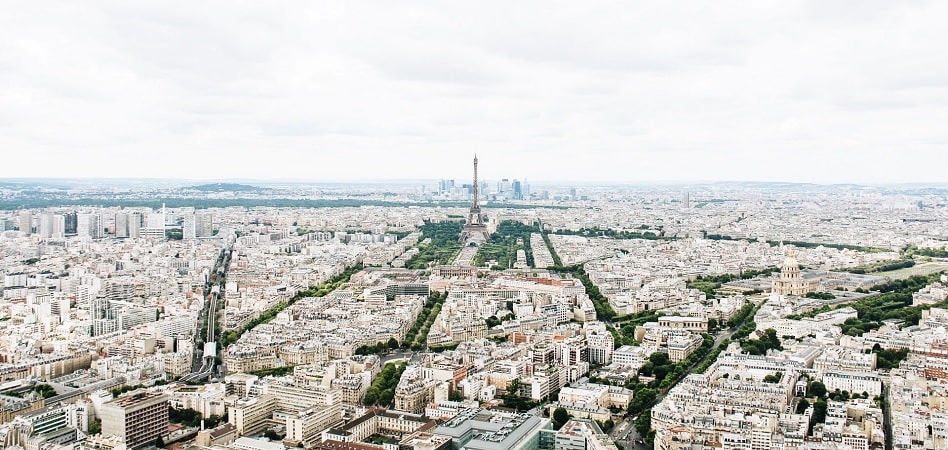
[459,155,490,246]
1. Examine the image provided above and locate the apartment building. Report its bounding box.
[99,391,169,449]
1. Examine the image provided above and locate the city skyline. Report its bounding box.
[2,183,945,449]
[2,2,948,184]
[3,174,948,190]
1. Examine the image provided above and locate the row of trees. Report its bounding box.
[704,233,737,241]
[402,291,447,351]
[540,232,563,266]
[741,328,783,355]
[404,221,463,269]
[694,338,730,374]
[843,258,915,275]
[552,227,664,240]
[691,267,780,284]
[765,240,887,253]
[656,335,715,390]
[628,381,659,443]
[791,273,947,339]
[730,304,760,341]
[638,352,677,386]
[355,338,400,356]
[549,264,617,320]
[687,268,779,299]
[617,335,718,417]
[628,383,658,417]
[698,234,889,255]
[903,244,948,258]
[218,263,363,347]
[363,362,407,407]
[874,273,943,294]
[472,221,536,269]
[634,411,654,443]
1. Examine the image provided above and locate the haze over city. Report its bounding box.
[3,2,948,183]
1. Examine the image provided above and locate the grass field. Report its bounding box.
[874,262,948,280]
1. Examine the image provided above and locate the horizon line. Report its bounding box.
[1,177,947,188]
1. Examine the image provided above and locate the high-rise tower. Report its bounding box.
[469,156,482,226]
[459,155,490,245]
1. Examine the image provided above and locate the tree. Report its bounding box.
[364,362,407,407]
[379,388,396,407]
[742,328,783,355]
[507,379,521,397]
[552,407,570,430]
[364,387,379,405]
[634,411,652,436]
[628,388,657,415]
[707,318,718,331]
[763,372,782,383]
[649,352,670,366]
[263,430,282,441]
[811,399,828,424]
[829,389,851,402]
[168,407,203,427]
[873,346,909,369]
[639,361,654,377]
[601,419,615,432]
[796,398,810,414]
[32,383,57,399]
[501,379,538,412]
[808,381,827,398]
[653,365,671,383]
[88,418,101,435]
[204,414,222,428]
[387,337,399,349]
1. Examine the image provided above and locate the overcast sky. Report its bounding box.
[1,1,946,184]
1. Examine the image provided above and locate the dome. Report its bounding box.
[782,247,799,270]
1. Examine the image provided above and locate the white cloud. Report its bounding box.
[1,1,946,183]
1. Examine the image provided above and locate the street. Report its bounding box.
[603,300,759,449]
[182,245,232,382]
[609,417,649,450]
